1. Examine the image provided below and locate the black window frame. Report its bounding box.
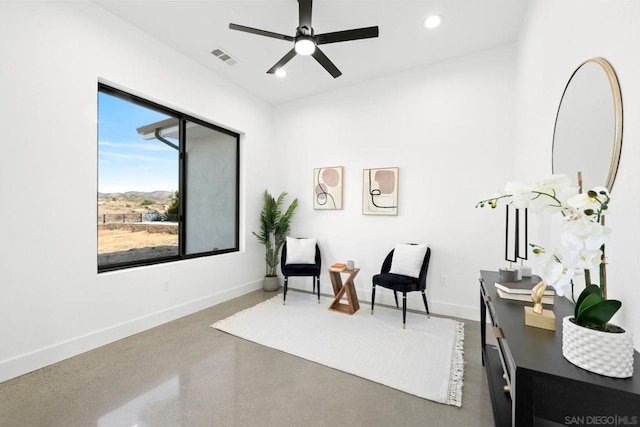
[97,83,240,273]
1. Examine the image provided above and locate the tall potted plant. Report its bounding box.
[253,190,298,291]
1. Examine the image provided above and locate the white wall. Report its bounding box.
[274,45,517,320]
[0,2,274,382]
[514,0,640,348]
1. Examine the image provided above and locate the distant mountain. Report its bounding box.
[98,191,173,200]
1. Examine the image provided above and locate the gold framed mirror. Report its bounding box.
[552,57,623,191]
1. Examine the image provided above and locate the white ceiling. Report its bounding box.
[95,0,528,105]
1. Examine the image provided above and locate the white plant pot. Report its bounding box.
[562,316,634,378]
[263,276,280,292]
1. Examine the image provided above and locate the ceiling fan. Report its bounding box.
[229,0,379,78]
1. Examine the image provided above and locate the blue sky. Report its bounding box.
[98,92,179,194]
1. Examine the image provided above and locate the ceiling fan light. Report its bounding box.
[294,37,316,56]
[424,14,442,29]
[275,68,287,78]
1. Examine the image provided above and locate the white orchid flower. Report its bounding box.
[535,251,574,297]
[589,186,610,200]
[526,174,578,214]
[539,255,575,296]
[567,193,598,212]
[532,174,572,193]
[504,181,531,209]
[561,220,610,252]
[571,249,603,270]
[528,194,558,214]
[567,186,609,216]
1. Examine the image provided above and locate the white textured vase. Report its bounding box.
[562,316,634,378]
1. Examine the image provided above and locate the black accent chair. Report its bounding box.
[371,245,431,328]
[280,239,322,305]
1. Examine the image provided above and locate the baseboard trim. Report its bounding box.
[0,280,262,384]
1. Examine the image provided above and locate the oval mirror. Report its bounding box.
[552,57,623,191]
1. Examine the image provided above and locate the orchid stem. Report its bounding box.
[600,245,607,300]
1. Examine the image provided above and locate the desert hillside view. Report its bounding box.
[98,191,179,265]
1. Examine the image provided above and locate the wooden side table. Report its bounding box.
[328,268,360,314]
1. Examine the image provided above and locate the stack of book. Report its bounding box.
[494,275,555,305]
[330,262,347,272]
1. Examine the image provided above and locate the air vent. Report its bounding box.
[211,47,238,66]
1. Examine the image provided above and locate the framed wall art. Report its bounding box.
[313,166,343,210]
[362,167,399,215]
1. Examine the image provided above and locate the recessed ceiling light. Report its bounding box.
[424,14,442,29]
[275,68,287,78]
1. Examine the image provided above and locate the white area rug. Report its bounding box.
[211,292,464,406]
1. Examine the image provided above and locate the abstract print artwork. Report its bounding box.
[362,167,398,215]
[313,166,343,210]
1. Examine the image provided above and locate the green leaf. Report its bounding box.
[576,293,603,320]
[576,300,622,329]
[574,285,601,319]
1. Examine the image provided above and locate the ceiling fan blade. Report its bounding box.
[298,0,313,31]
[311,47,342,78]
[267,49,298,74]
[229,23,294,42]
[316,26,379,45]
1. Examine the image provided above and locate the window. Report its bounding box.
[97,84,239,272]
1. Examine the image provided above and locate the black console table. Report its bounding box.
[480,270,640,427]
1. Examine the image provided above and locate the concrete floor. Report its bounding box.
[0,289,495,426]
